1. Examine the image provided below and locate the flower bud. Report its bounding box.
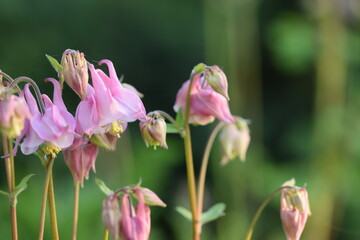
[139,112,168,149]
[219,117,250,165]
[280,187,310,240]
[133,186,167,207]
[0,94,31,139]
[102,195,121,239]
[204,65,229,100]
[61,49,89,99]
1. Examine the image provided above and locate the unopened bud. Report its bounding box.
[204,65,229,100]
[102,195,121,239]
[139,112,168,150]
[61,49,89,99]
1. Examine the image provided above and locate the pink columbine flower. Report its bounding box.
[63,136,98,185]
[17,79,75,155]
[120,191,151,240]
[280,187,310,240]
[174,71,234,126]
[0,94,31,139]
[76,60,148,136]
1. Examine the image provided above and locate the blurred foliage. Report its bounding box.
[1,0,360,239]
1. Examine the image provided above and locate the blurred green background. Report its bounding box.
[1,0,360,239]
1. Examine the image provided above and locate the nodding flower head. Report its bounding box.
[63,136,99,186]
[174,64,234,126]
[139,112,168,150]
[17,79,75,156]
[0,93,31,139]
[219,117,250,165]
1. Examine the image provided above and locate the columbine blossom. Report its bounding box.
[76,60,148,136]
[17,79,75,155]
[174,73,234,125]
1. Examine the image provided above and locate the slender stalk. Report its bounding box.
[183,73,199,240]
[103,229,109,240]
[72,181,80,240]
[38,156,55,240]
[244,186,293,240]
[2,135,18,240]
[47,174,59,240]
[197,122,224,228]
[10,76,45,115]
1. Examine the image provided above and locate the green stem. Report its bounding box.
[72,181,80,240]
[197,122,224,227]
[38,156,55,240]
[47,174,59,240]
[244,186,293,240]
[183,73,200,240]
[103,229,109,240]
[2,136,18,240]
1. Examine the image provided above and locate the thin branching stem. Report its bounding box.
[197,122,224,228]
[10,76,46,115]
[38,156,55,240]
[47,174,59,240]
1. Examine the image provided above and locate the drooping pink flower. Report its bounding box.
[174,73,234,125]
[17,79,76,155]
[76,60,148,136]
[120,191,151,240]
[280,187,310,240]
[63,136,98,185]
[0,94,31,139]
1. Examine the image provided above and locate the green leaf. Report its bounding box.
[166,124,179,134]
[0,190,9,197]
[95,178,113,196]
[11,174,35,198]
[175,108,184,128]
[175,206,192,222]
[46,54,63,73]
[201,203,226,224]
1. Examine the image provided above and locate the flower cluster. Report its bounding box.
[102,185,166,240]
